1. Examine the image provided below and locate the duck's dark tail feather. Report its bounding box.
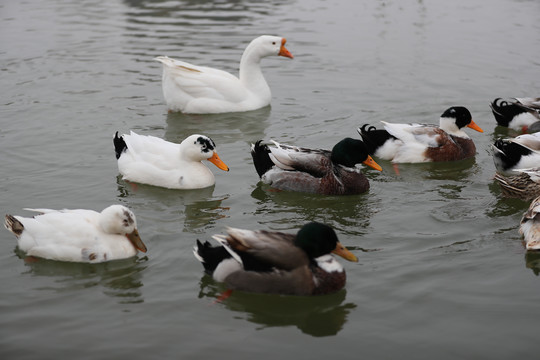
[490,98,523,127]
[193,240,231,275]
[251,140,274,178]
[4,215,24,237]
[113,132,127,160]
[357,124,394,155]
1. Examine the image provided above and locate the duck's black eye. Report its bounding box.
[272,41,276,45]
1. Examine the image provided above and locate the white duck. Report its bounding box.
[114,131,229,189]
[154,35,293,114]
[520,196,540,250]
[4,205,147,263]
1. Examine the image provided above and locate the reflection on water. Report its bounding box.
[116,176,229,233]
[16,251,147,304]
[197,276,356,337]
[382,157,478,182]
[165,106,271,144]
[250,185,375,235]
[486,180,529,218]
[525,251,540,276]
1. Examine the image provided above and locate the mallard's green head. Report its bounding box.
[294,222,358,262]
[330,138,382,171]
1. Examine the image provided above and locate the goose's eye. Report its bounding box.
[123,219,129,227]
[272,41,276,45]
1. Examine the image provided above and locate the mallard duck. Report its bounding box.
[358,106,484,163]
[4,205,146,263]
[114,131,229,189]
[494,168,540,201]
[193,222,358,296]
[250,138,382,195]
[490,97,540,131]
[520,196,540,250]
[492,132,540,175]
[154,35,293,114]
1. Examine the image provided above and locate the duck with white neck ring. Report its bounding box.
[193,222,358,296]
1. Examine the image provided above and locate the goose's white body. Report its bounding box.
[155,35,293,114]
[4,205,146,263]
[115,131,229,190]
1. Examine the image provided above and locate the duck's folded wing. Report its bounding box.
[220,227,309,271]
[224,266,314,295]
[268,142,332,177]
[515,97,540,111]
[512,133,540,151]
[382,122,445,147]
[121,132,180,166]
[156,56,248,103]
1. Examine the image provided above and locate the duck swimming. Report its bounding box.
[4,205,146,263]
[358,106,484,163]
[492,132,540,175]
[490,97,540,131]
[114,131,229,190]
[154,35,293,114]
[250,138,382,195]
[193,222,358,296]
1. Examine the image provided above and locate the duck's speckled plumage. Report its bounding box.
[250,138,382,195]
[494,168,540,201]
[193,222,358,296]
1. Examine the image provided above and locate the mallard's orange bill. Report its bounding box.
[363,155,383,171]
[208,152,229,171]
[332,242,358,262]
[467,120,484,133]
[279,38,294,59]
[126,229,147,253]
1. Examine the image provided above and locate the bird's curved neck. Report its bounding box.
[239,46,270,97]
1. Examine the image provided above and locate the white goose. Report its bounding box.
[114,131,229,189]
[154,35,293,114]
[4,205,147,263]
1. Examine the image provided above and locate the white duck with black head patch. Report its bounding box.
[114,131,229,189]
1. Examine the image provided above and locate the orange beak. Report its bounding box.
[207,152,229,171]
[126,229,147,253]
[332,242,358,262]
[362,155,383,171]
[278,38,294,59]
[467,119,484,133]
